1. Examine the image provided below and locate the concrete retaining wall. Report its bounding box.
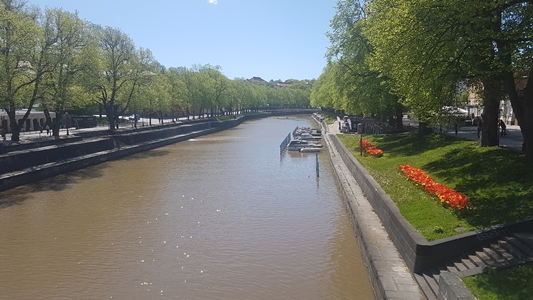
[0,138,115,175]
[0,116,235,191]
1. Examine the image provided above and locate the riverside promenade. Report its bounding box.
[324,117,532,300]
[450,123,523,151]
[323,119,425,299]
[401,119,524,152]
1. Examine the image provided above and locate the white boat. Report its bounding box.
[293,126,322,138]
[296,132,321,141]
[299,147,322,153]
[287,140,323,151]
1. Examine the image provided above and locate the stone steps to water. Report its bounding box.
[414,232,533,300]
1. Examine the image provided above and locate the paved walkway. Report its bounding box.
[449,124,523,151]
[400,120,524,152]
[2,118,176,145]
[323,119,424,299]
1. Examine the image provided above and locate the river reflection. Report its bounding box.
[0,116,373,299]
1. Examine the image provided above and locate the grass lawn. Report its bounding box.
[338,133,533,241]
[462,264,533,300]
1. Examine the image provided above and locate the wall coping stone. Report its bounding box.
[437,272,476,300]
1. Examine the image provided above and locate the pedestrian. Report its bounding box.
[45,125,50,136]
[499,119,507,136]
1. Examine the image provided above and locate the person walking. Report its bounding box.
[499,119,507,136]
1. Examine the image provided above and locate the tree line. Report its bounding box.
[311,0,533,160]
[0,0,313,142]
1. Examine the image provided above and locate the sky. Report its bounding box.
[30,0,337,82]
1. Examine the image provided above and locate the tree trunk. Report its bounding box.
[52,112,63,139]
[7,110,20,142]
[480,77,500,147]
[395,105,404,130]
[106,104,115,131]
[418,122,432,136]
[503,72,533,161]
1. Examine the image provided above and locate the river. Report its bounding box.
[0,116,374,300]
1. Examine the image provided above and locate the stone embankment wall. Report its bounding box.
[0,122,215,192]
[0,111,319,192]
[0,116,255,192]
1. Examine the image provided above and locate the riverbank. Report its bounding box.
[0,110,319,192]
[319,114,533,300]
[312,114,424,299]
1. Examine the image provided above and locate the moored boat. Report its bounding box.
[299,147,322,153]
[287,140,323,151]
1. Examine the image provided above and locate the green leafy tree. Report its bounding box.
[199,65,230,116]
[90,26,157,130]
[310,64,337,110]
[326,0,403,128]
[364,0,533,153]
[0,0,42,142]
[164,68,187,122]
[37,8,97,138]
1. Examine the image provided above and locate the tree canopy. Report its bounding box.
[315,0,533,160]
[0,0,315,140]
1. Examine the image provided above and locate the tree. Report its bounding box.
[169,66,203,119]
[325,0,404,128]
[91,26,156,130]
[0,0,42,142]
[164,68,187,122]
[137,71,171,126]
[199,65,230,116]
[37,8,97,138]
[310,64,337,110]
[364,0,533,156]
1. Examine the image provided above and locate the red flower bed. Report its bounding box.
[358,140,383,156]
[397,164,469,211]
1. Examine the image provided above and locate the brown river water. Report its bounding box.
[0,116,374,300]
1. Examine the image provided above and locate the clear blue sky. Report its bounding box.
[31,0,337,81]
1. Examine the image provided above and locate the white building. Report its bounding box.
[0,109,56,133]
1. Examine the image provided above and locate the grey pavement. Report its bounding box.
[401,119,524,152]
[447,124,524,151]
[2,118,176,144]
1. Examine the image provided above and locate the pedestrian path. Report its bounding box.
[321,119,424,300]
[447,124,523,152]
[2,118,171,145]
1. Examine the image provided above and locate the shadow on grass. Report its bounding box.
[423,144,533,227]
[371,133,466,158]
[371,132,533,228]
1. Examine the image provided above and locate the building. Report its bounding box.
[247,77,267,84]
[0,109,56,133]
